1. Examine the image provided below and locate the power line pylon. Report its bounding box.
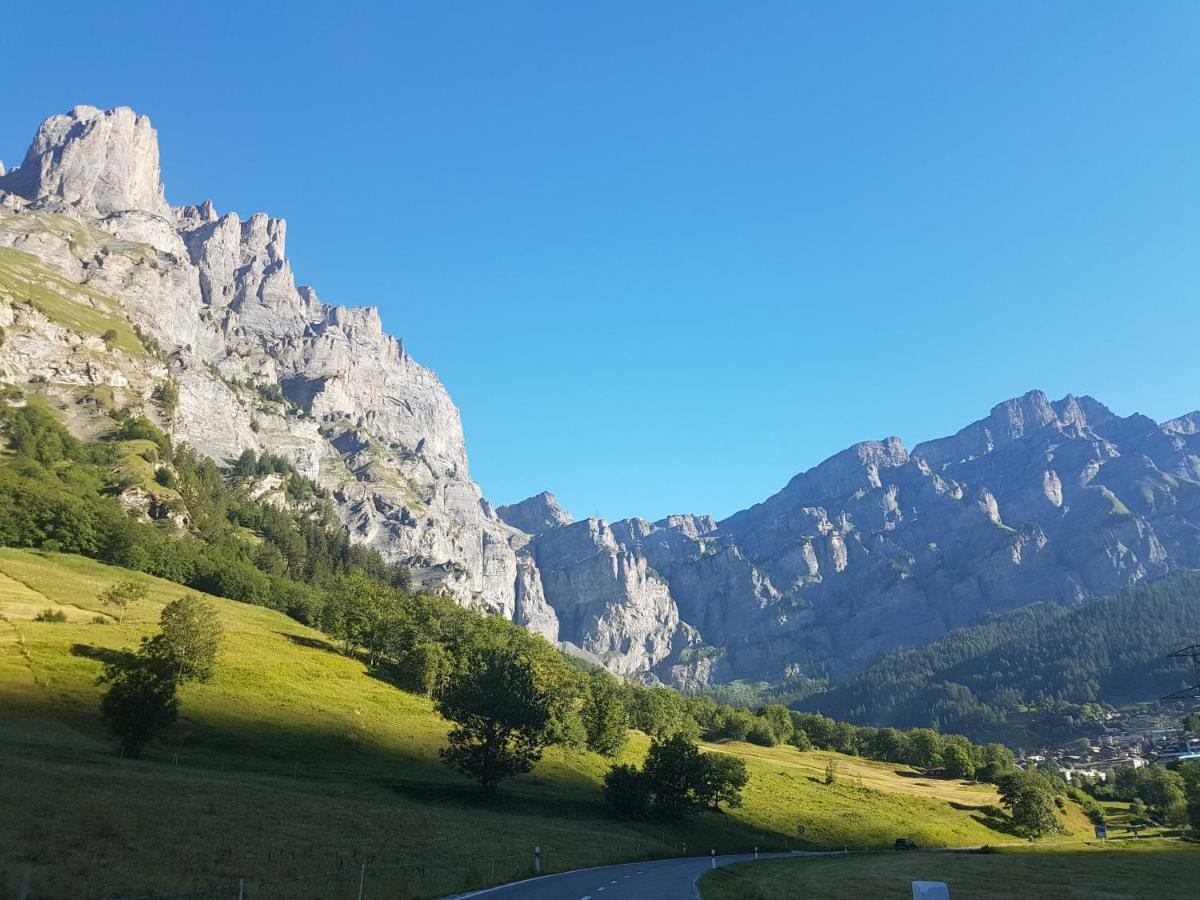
[1162,642,1200,700]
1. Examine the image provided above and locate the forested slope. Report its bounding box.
[802,575,1200,738]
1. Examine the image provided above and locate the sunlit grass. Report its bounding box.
[0,549,1130,898]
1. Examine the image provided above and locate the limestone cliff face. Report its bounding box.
[0,105,523,624]
[3,106,1199,688]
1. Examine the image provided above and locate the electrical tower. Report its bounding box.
[1162,642,1200,700]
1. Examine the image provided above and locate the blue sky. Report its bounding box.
[3,3,1199,521]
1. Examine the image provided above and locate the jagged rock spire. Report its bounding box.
[0,105,170,217]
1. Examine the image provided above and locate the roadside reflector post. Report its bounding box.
[754,846,759,860]
[534,846,542,875]
[711,849,716,869]
[913,881,950,900]
[682,841,686,856]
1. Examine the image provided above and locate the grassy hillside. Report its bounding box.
[0,548,1106,898]
[700,839,1200,899]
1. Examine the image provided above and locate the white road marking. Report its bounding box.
[610,880,617,884]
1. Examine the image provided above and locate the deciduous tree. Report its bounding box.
[437,646,554,794]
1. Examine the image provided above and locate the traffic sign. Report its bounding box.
[1094,825,1107,840]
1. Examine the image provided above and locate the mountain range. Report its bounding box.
[2,105,1198,689]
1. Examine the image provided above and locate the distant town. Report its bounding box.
[1025,708,1200,781]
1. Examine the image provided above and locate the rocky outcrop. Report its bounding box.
[524,518,681,675]
[497,492,574,534]
[3,106,1200,688]
[0,106,170,218]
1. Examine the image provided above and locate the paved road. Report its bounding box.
[458,851,832,900]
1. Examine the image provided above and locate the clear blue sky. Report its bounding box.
[4,3,1199,521]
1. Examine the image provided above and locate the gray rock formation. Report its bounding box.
[3,105,1199,688]
[497,492,574,534]
[0,106,170,218]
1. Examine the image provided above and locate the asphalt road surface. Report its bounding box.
[460,851,833,900]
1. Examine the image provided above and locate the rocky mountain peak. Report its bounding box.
[497,491,574,534]
[0,105,169,218]
[782,437,910,501]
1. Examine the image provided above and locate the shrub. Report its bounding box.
[97,580,150,624]
[747,719,777,747]
[603,763,652,819]
[114,415,171,453]
[100,655,179,757]
[34,608,68,623]
[144,594,223,682]
[151,380,179,418]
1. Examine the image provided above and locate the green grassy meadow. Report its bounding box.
[0,548,1145,898]
[700,839,1200,899]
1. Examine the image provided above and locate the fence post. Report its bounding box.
[534,846,542,875]
[357,862,366,900]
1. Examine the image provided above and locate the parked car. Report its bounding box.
[894,837,919,851]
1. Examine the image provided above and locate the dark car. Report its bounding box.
[895,838,918,851]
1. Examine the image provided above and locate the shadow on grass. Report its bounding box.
[948,800,988,811]
[970,807,1018,836]
[69,642,137,670]
[275,631,341,654]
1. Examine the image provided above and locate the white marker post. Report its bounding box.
[534,846,542,875]
[912,881,949,900]
[710,849,716,869]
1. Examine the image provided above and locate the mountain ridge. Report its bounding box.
[2,104,1198,688]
